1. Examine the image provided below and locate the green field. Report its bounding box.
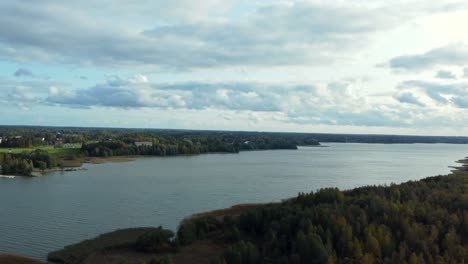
[0,145,81,157]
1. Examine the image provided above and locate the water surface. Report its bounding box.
[0,143,466,259]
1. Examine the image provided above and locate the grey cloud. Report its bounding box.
[14,68,33,77]
[45,80,286,112]
[2,73,460,128]
[464,67,468,78]
[435,70,456,79]
[387,44,468,71]
[0,1,464,68]
[451,96,468,108]
[394,92,425,106]
[399,80,468,107]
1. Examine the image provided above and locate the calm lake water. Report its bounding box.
[0,143,467,260]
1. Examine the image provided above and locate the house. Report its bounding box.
[0,137,3,144]
[54,138,64,145]
[135,141,153,147]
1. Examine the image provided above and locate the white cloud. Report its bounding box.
[464,67,468,78]
[23,77,440,128]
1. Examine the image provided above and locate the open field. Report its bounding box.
[0,145,81,157]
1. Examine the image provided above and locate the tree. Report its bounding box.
[135,227,174,253]
[38,161,47,172]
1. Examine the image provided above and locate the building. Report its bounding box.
[54,138,64,146]
[135,141,153,147]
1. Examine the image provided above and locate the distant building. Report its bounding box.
[54,138,64,145]
[135,141,153,147]
[0,137,2,144]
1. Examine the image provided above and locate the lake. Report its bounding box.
[0,143,467,260]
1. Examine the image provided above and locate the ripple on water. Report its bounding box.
[1,143,467,260]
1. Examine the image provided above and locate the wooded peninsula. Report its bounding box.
[0,126,319,176]
[2,125,468,176]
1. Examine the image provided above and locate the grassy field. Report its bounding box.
[0,145,81,157]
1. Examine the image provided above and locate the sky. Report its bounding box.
[1,0,468,135]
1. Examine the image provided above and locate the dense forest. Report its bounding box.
[176,168,467,264]
[80,134,300,158]
[48,161,468,264]
[0,150,60,176]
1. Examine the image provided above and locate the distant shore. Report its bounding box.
[24,156,137,176]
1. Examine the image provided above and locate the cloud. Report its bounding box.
[45,77,285,111]
[399,80,468,108]
[464,67,468,78]
[38,77,431,128]
[0,1,465,68]
[451,96,468,108]
[394,92,425,106]
[387,44,468,71]
[2,72,465,129]
[435,70,456,79]
[14,68,33,77]
[7,86,39,110]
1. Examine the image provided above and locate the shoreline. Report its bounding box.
[0,175,16,179]
[27,156,137,176]
[0,253,45,264]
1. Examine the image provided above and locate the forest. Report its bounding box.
[175,168,467,264]
[2,126,468,149]
[0,126,318,175]
[79,134,300,158]
[0,150,59,176]
[48,161,468,264]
